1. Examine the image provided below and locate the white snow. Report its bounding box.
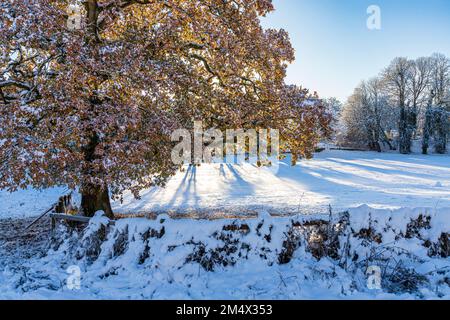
[114,150,450,215]
[0,150,449,218]
[0,150,449,300]
[0,187,68,218]
[0,206,448,299]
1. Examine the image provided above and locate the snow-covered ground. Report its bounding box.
[0,207,448,299]
[0,150,449,300]
[0,187,68,219]
[1,150,449,218]
[115,150,450,215]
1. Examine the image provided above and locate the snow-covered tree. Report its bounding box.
[422,54,450,154]
[340,79,394,151]
[0,0,330,217]
[429,53,449,154]
[341,54,449,155]
[432,105,448,154]
[422,92,435,155]
[410,57,433,139]
[340,88,368,149]
[321,97,342,140]
[383,57,415,154]
[430,53,450,106]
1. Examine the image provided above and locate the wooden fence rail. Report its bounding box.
[50,213,115,231]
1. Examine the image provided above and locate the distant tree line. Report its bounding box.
[334,53,450,154]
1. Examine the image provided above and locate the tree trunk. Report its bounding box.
[78,1,111,218]
[380,129,395,151]
[81,131,114,218]
[81,184,114,218]
[422,106,432,155]
[423,92,436,155]
[85,0,99,42]
[434,106,448,154]
[399,106,412,154]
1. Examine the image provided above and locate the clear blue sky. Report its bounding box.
[261,0,450,102]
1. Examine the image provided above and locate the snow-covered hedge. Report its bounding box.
[3,207,449,299]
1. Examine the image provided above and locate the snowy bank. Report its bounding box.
[1,206,448,299]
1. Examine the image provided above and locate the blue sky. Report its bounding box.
[261,0,450,102]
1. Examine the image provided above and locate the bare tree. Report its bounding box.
[410,57,432,138]
[422,91,435,155]
[429,54,450,154]
[430,53,450,105]
[340,79,394,151]
[340,87,368,149]
[322,97,343,141]
[383,58,414,154]
[342,54,449,155]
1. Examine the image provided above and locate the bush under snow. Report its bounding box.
[0,207,449,299]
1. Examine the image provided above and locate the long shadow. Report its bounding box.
[325,158,450,181]
[118,166,202,212]
[165,166,195,209]
[276,154,448,184]
[118,153,450,214]
[219,163,227,179]
[214,162,260,198]
[276,157,441,200]
[186,165,199,207]
[112,183,169,213]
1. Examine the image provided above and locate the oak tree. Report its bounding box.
[0,0,330,217]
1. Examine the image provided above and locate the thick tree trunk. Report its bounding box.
[81,184,114,218]
[81,131,114,218]
[78,1,110,218]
